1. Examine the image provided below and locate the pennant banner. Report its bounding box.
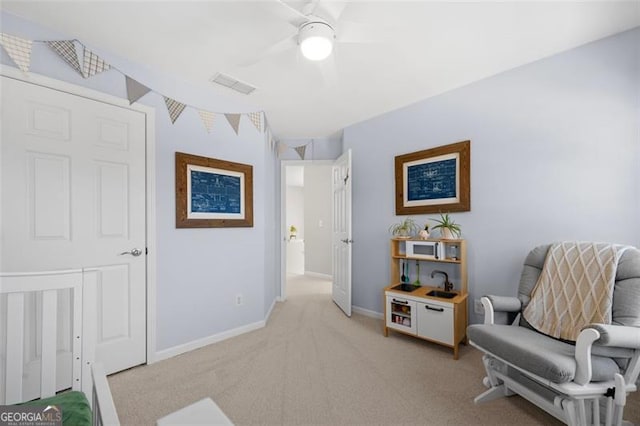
[82,47,110,78]
[198,110,216,133]
[225,113,241,135]
[294,145,307,160]
[277,142,289,157]
[248,112,262,133]
[0,33,32,73]
[47,40,83,76]
[164,97,187,124]
[125,76,152,104]
[4,33,273,140]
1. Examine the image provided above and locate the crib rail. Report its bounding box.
[0,270,83,405]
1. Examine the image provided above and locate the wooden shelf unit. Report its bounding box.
[383,238,468,359]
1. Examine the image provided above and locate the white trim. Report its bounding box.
[265,298,278,322]
[0,65,159,366]
[145,105,158,364]
[304,271,332,280]
[352,305,384,319]
[155,320,266,362]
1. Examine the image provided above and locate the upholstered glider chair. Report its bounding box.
[468,242,640,426]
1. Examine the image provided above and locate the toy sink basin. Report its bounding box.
[427,290,457,299]
[391,284,421,292]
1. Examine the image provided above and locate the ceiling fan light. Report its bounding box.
[299,21,334,61]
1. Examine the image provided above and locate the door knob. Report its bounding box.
[119,248,142,257]
[341,239,353,244]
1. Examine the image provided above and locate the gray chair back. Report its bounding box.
[517,244,640,328]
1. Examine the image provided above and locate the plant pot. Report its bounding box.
[440,228,455,239]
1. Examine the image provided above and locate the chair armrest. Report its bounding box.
[480,296,521,325]
[574,325,640,386]
[586,324,640,349]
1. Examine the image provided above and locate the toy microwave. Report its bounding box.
[405,240,441,260]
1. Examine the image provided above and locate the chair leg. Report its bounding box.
[564,400,579,426]
[613,374,626,426]
[474,384,509,404]
[482,355,503,387]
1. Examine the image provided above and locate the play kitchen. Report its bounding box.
[383,238,468,359]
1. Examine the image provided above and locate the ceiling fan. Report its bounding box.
[241,0,376,67]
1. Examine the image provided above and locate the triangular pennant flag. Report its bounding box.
[82,46,111,78]
[294,145,307,160]
[0,33,32,73]
[47,40,83,76]
[247,112,262,133]
[277,141,289,157]
[225,113,241,135]
[163,97,187,124]
[125,76,152,104]
[198,110,216,133]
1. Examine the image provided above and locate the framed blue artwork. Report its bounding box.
[175,152,253,228]
[395,141,470,215]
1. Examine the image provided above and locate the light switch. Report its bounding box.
[318,220,323,227]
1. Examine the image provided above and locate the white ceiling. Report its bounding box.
[2,1,638,139]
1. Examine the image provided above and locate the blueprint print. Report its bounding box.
[407,158,457,201]
[190,170,241,214]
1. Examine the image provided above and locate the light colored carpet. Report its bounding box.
[109,275,640,425]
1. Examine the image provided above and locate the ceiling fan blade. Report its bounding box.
[274,0,310,28]
[337,20,391,44]
[318,48,338,87]
[238,33,297,68]
[315,2,348,24]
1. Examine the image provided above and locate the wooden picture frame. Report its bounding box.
[395,140,470,215]
[175,152,253,228]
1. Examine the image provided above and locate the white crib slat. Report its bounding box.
[40,290,58,398]
[5,293,25,404]
[71,280,83,392]
[81,269,98,398]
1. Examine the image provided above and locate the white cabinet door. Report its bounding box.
[1,76,147,382]
[386,296,417,334]
[417,301,453,345]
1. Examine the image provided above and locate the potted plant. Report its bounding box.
[388,217,419,238]
[289,225,297,240]
[429,213,461,239]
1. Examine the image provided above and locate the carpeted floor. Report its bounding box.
[109,275,640,425]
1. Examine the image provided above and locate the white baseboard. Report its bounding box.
[304,271,332,280]
[352,305,383,319]
[265,297,278,322]
[154,320,266,362]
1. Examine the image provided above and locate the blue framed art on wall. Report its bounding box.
[175,152,253,228]
[394,140,470,215]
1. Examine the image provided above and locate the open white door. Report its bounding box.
[331,150,352,316]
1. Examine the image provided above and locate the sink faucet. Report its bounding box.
[431,270,453,292]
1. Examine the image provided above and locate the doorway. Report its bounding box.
[281,161,333,299]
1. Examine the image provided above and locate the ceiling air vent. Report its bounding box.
[210,73,256,95]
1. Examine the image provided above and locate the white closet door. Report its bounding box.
[1,76,147,390]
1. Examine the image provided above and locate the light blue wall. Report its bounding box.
[344,28,640,322]
[0,11,278,351]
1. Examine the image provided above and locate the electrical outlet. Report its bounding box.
[474,299,484,314]
[235,294,243,306]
